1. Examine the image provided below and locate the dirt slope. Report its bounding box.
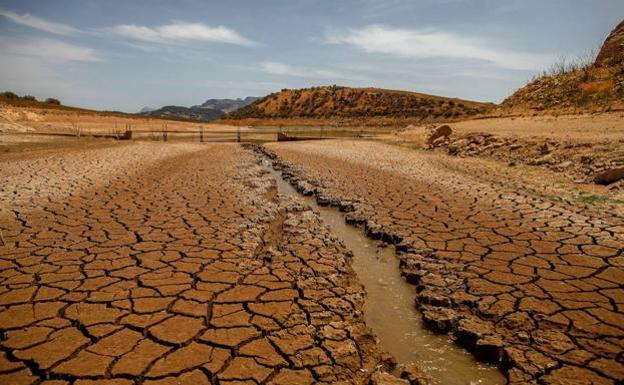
[224,86,493,123]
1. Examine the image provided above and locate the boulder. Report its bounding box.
[593,167,624,185]
[426,125,452,147]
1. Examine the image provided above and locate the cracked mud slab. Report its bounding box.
[264,140,624,385]
[0,142,389,385]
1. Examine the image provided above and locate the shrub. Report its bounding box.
[0,91,18,99]
[45,98,61,105]
[22,95,37,101]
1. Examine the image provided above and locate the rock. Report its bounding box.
[530,154,555,166]
[609,179,624,190]
[593,167,624,185]
[474,335,504,364]
[416,288,451,307]
[380,351,398,371]
[400,267,426,284]
[421,306,457,333]
[430,136,448,148]
[370,370,409,385]
[454,317,493,350]
[447,138,470,155]
[595,19,624,67]
[426,125,452,147]
[555,161,573,170]
[449,138,470,148]
[399,363,428,385]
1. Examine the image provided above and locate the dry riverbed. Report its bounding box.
[264,140,624,385]
[1,140,622,385]
[0,142,395,385]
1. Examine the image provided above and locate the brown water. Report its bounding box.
[262,160,506,385]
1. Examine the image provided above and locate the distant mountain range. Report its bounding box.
[139,97,260,122]
[194,97,261,113]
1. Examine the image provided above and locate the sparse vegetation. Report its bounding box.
[0,91,63,107]
[535,50,597,80]
[45,98,61,105]
[577,193,615,205]
[0,91,19,99]
[224,86,493,122]
[503,48,623,112]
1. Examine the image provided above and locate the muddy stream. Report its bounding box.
[261,159,506,385]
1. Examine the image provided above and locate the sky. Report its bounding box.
[0,0,622,112]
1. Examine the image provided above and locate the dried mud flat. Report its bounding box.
[0,142,392,385]
[1,140,622,385]
[265,140,624,385]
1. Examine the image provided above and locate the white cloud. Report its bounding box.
[0,38,102,62]
[0,9,79,35]
[258,61,362,80]
[111,22,256,46]
[325,25,552,70]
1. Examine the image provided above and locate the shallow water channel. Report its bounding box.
[262,161,506,385]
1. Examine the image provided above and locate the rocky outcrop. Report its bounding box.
[429,128,624,186]
[595,20,624,67]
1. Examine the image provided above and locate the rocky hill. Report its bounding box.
[223,86,492,122]
[195,97,260,112]
[595,20,624,67]
[141,97,259,122]
[501,19,624,113]
[142,105,224,122]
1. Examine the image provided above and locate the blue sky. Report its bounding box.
[1,0,622,112]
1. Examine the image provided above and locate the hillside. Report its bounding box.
[141,97,259,122]
[195,97,260,112]
[223,86,493,123]
[501,19,624,113]
[142,105,224,122]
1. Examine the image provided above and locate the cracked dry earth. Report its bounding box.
[0,142,391,385]
[264,140,624,385]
